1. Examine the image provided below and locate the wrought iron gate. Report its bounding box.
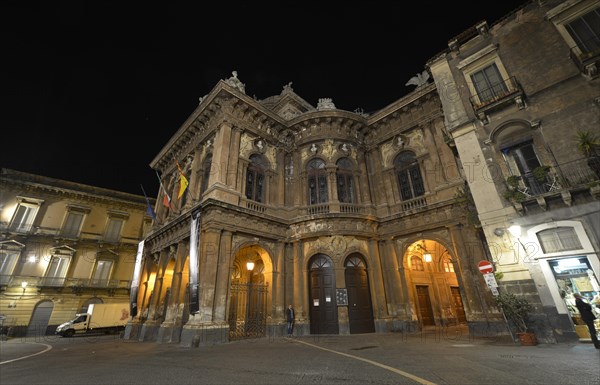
[228,282,268,340]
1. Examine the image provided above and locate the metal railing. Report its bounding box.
[516,157,600,200]
[0,275,131,289]
[469,76,522,110]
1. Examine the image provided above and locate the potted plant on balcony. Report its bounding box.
[502,175,527,203]
[495,291,537,345]
[576,130,600,180]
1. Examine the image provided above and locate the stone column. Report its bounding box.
[272,242,285,320]
[227,127,241,188]
[180,228,229,346]
[368,239,388,323]
[213,230,233,323]
[293,241,305,325]
[209,121,232,186]
[448,224,493,330]
[157,241,188,343]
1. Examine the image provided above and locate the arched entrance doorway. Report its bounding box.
[405,240,467,327]
[228,246,268,340]
[27,300,54,337]
[309,254,339,334]
[345,253,375,334]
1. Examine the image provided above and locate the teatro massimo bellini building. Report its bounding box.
[124,71,499,346]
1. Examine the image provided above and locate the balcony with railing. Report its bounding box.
[469,76,525,121]
[509,157,600,211]
[1,275,130,295]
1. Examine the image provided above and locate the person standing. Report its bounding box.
[286,304,295,336]
[573,293,600,349]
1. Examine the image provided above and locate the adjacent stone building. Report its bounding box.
[428,0,600,343]
[0,168,153,337]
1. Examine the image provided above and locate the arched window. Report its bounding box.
[411,255,424,271]
[336,157,355,203]
[307,158,328,204]
[246,154,268,202]
[310,254,332,269]
[200,153,213,195]
[394,151,425,200]
[536,227,582,253]
[443,258,455,273]
[345,254,366,268]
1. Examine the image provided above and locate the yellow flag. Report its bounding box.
[175,159,189,199]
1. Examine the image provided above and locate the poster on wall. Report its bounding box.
[188,210,201,314]
[129,240,144,318]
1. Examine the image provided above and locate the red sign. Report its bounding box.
[478,260,494,274]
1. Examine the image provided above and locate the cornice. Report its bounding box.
[0,169,151,210]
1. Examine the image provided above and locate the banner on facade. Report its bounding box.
[189,210,200,314]
[129,240,144,318]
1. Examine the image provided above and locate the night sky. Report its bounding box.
[1,1,528,197]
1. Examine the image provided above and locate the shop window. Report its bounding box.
[411,255,424,271]
[336,157,355,203]
[394,151,425,200]
[8,197,43,233]
[245,154,268,203]
[550,257,599,321]
[307,158,328,205]
[537,227,583,253]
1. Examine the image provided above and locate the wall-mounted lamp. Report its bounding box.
[419,240,432,263]
[28,255,37,263]
[246,261,255,271]
[508,225,522,238]
[423,252,432,263]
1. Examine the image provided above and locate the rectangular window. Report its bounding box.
[537,227,583,253]
[104,218,123,243]
[566,7,600,54]
[471,63,508,104]
[9,201,40,233]
[91,260,113,286]
[61,211,85,238]
[0,251,19,285]
[43,256,70,286]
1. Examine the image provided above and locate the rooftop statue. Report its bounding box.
[405,70,430,88]
[225,70,246,94]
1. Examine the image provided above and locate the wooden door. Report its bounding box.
[416,285,435,326]
[346,267,375,334]
[451,286,467,323]
[309,264,339,334]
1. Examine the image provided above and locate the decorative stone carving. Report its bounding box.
[224,70,246,94]
[339,143,351,155]
[282,82,293,93]
[317,98,336,111]
[254,138,267,154]
[394,135,408,150]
